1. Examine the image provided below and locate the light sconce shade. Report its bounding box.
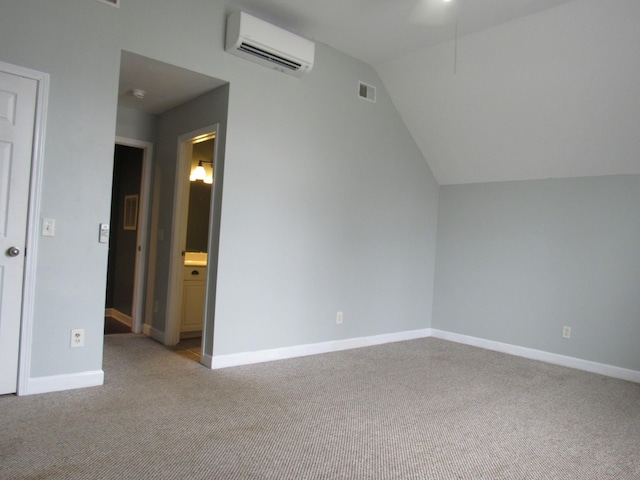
[190,160,206,181]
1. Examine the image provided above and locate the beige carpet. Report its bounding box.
[1,335,638,479]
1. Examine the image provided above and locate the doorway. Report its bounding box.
[165,127,218,362]
[104,138,152,335]
[111,51,228,370]
[0,61,48,396]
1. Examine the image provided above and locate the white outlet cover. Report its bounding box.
[71,329,85,348]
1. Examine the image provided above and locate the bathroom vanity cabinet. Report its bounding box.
[180,265,205,336]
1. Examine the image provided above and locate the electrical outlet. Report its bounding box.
[336,311,343,324]
[562,326,571,339]
[71,329,85,348]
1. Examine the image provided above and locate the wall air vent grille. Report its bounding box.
[238,43,302,72]
[358,82,376,103]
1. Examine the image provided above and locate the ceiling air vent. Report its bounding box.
[358,82,376,103]
[96,0,119,6]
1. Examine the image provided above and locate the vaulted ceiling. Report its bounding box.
[224,0,575,65]
[221,0,640,185]
[221,0,640,184]
[120,1,640,185]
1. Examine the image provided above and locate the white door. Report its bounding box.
[0,70,37,395]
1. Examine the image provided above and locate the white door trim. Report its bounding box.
[114,137,153,334]
[0,61,50,396]
[165,124,218,346]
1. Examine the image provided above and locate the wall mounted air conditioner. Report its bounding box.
[225,11,315,77]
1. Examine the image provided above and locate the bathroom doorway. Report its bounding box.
[165,125,220,364]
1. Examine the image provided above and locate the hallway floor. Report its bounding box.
[170,336,202,362]
[104,316,131,335]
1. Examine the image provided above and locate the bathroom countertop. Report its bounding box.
[184,252,207,266]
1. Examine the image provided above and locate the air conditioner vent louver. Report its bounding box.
[225,11,315,77]
[238,43,302,72]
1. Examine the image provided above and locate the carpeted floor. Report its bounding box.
[0,335,639,479]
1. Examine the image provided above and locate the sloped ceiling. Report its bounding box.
[376,0,640,184]
[223,0,575,65]
[224,0,640,185]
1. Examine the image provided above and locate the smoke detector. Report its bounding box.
[132,89,146,99]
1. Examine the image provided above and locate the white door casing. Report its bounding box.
[0,70,37,395]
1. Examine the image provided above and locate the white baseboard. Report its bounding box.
[210,328,430,370]
[430,329,640,384]
[200,353,213,369]
[105,308,132,327]
[21,327,638,396]
[22,370,104,396]
[210,327,638,383]
[144,324,164,343]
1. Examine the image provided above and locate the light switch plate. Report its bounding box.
[42,218,55,236]
[99,223,110,243]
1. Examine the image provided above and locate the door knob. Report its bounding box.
[7,246,20,257]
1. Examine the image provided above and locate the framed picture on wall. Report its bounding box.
[96,0,119,7]
[123,195,138,231]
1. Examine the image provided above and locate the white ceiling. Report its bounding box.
[223,0,576,65]
[118,51,226,115]
[119,0,576,115]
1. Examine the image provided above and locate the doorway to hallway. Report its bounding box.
[105,139,153,335]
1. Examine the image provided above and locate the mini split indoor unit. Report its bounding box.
[225,11,315,77]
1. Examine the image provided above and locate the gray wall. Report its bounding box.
[0,0,439,382]
[433,176,640,371]
[151,84,230,341]
[115,106,158,143]
[1,1,120,377]
[212,43,438,355]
